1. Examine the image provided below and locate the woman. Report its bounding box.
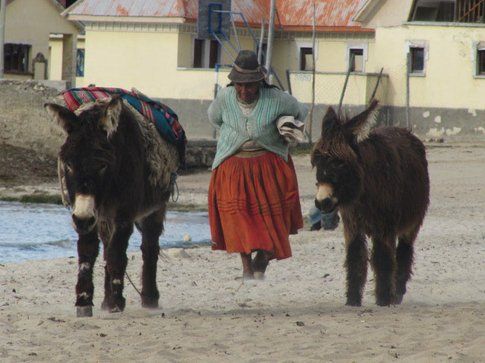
[208,50,308,279]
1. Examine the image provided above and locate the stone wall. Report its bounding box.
[0,80,65,157]
[0,81,216,168]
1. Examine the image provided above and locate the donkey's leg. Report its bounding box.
[75,228,100,317]
[371,235,397,306]
[105,222,133,312]
[139,208,166,308]
[395,227,419,304]
[98,222,112,311]
[344,232,368,306]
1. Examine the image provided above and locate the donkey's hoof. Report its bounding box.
[76,306,93,317]
[253,271,265,280]
[101,300,110,311]
[110,306,123,313]
[393,294,404,305]
[345,300,362,307]
[142,299,159,309]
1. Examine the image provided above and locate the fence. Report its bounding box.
[287,71,389,142]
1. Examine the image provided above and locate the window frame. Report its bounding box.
[299,47,313,71]
[346,43,368,73]
[409,46,425,74]
[4,43,31,74]
[406,40,428,76]
[192,38,220,69]
[348,48,365,73]
[476,42,485,77]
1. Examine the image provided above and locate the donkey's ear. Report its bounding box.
[44,103,79,134]
[345,99,379,141]
[100,96,123,137]
[321,106,340,136]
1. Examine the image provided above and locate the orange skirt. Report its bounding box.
[208,151,303,260]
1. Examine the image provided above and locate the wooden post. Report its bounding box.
[0,0,7,78]
[338,53,354,116]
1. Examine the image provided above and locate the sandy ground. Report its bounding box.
[0,143,484,362]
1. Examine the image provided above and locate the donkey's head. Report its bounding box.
[311,100,379,213]
[45,97,123,234]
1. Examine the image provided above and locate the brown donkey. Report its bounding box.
[45,97,179,316]
[311,100,429,306]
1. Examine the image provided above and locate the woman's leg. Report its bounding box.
[240,253,254,279]
[252,250,274,279]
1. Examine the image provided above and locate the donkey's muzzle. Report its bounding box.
[72,215,97,234]
[315,197,336,214]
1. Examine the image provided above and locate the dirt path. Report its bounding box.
[0,142,484,361]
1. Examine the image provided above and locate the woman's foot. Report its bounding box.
[252,250,274,279]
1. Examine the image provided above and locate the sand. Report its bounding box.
[1,143,484,362]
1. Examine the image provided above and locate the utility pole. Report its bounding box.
[265,0,276,84]
[0,0,7,78]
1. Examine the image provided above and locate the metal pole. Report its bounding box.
[285,69,292,95]
[0,0,7,78]
[306,0,316,143]
[212,64,220,139]
[257,20,265,64]
[406,52,411,130]
[265,0,276,84]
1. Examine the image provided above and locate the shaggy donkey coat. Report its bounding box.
[312,101,429,306]
[45,97,179,316]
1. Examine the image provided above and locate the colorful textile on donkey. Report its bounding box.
[61,87,186,166]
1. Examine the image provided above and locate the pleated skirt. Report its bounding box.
[208,151,303,260]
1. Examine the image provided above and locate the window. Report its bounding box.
[4,43,31,73]
[349,48,364,72]
[192,39,220,68]
[410,0,455,22]
[410,47,425,74]
[208,40,220,68]
[76,49,85,77]
[193,39,204,68]
[478,47,485,76]
[300,47,313,71]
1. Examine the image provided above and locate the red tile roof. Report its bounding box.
[66,0,371,33]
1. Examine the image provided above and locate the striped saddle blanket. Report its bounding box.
[61,87,186,167]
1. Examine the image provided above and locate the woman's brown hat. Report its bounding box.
[228,50,266,83]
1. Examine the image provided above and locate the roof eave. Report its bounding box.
[281,25,374,33]
[353,0,384,23]
[65,15,187,24]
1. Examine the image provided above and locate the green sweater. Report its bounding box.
[208,86,308,169]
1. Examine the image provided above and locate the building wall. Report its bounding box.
[5,0,79,77]
[269,32,376,90]
[83,24,258,99]
[374,24,485,109]
[359,0,414,28]
[49,37,85,85]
